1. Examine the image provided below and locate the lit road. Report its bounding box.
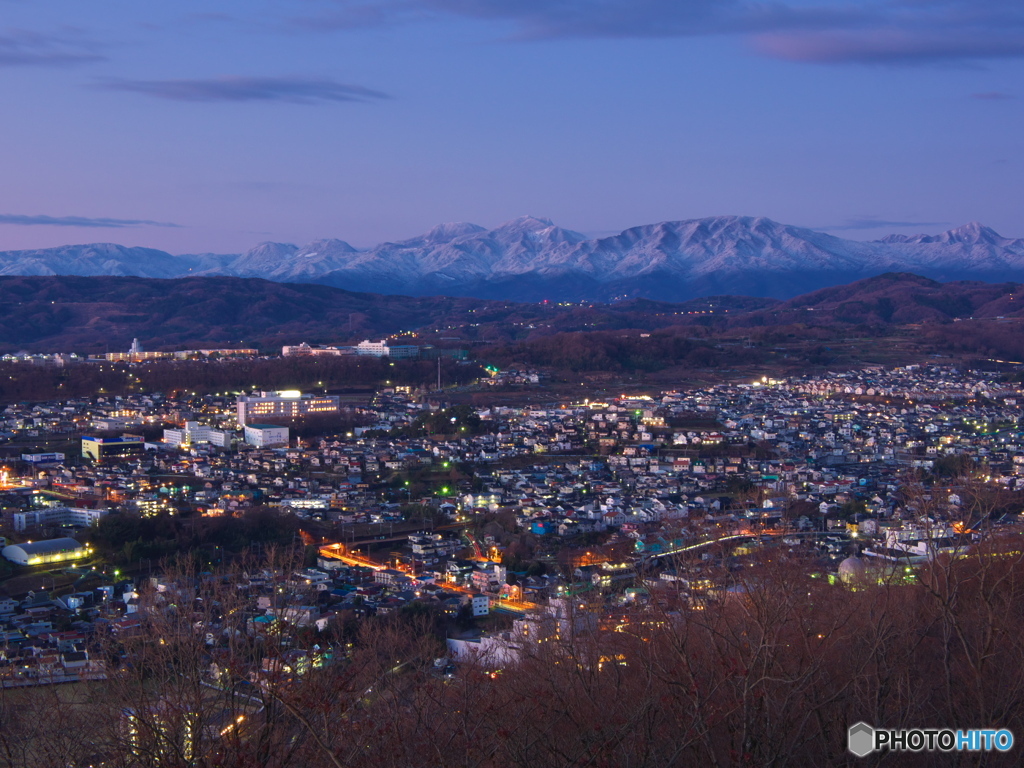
[318,543,386,571]
[318,541,535,613]
[649,529,848,559]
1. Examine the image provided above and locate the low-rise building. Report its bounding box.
[13,507,108,531]
[243,424,289,448]
[2,538,91,565]
[81,434,145,462]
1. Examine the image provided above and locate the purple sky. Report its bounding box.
[0,0,1021,253]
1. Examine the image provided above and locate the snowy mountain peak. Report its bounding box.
[299,239,358,254]
[1,216,1021,302]
[878,222,1008,246]
[940,222,1003,244]
[247,241,300,257]
[497,215,556,231]
[225,242,300,274]
[424,222,486,242]
[489,216,587,246]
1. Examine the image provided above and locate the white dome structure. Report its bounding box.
[838,556,868,585]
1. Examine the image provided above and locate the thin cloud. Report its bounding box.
[95,75,390,104]
[302,0,875,38]
[291,4,414,31]
[0,214,181,229]
[424,0,875,39]
[822,218,948,232]
[753,29,1024,65]
[305,0,1024,66]
[0,28,105,67]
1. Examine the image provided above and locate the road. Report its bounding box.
[650,529,848,559]
[317,542,534,613]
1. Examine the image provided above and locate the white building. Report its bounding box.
[207,430,233,448]
[446,632,521,666]
[471,594,490,617]
[21,452,65,465]
[14,507,109,531]
[92,417,143,431]
[235,391,340,426]
[282,343,354,357]
[355,339,390,357]
[385,344,419,359]
[244,424,290,448]
[354,340,420,359]
[163,421,233,448]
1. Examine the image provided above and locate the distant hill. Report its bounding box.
[2,216,1024,302]
[477,273,1024,373]
[731,272,1024,327]
[0,276,497,353]
[0,272,1020,355]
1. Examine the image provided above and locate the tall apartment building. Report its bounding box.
[235,391,340,427]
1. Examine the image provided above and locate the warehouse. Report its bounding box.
[2,538,90,566]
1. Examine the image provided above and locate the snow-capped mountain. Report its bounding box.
[2,216,1022,301]
[212,239,359,281]
[0,243,196,279]
[872,222,1024,273]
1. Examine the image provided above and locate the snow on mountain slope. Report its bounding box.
[207,241,297,277]
[0,243,196,279]
[2,217,1023,301]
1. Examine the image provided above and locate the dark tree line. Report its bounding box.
[922,321,1024,362]
[92,507,310,565]
[483,328,757,373]
[0,357,483,406]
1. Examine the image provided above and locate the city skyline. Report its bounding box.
[0,0,1021,254]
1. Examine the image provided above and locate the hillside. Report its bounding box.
[0,273,1020,359]
[731,273,1023,327]
[0,273,1021,397]
[0,275,785,353]
[0,276,497,352]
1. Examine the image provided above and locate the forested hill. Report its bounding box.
[0,272,1021,357]
[0,276,496,352]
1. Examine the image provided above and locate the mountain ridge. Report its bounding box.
[2,216,1023,302]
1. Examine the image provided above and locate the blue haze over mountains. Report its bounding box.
[1,216,1022,303]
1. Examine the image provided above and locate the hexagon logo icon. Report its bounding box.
[848,722,875,757]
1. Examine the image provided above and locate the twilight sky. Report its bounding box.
[0,0,1021,253]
